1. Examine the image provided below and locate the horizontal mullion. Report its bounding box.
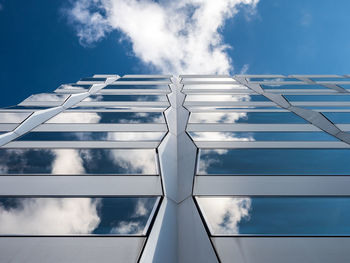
[186,124,322,132]
[0,176,162,196]
[194,176,350,196]
[194,141,349,148]
[3,141,160,148]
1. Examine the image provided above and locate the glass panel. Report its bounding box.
[183,84,248,90]
[104,85,169,90]
[16,132,165,141]
[80,77,106,81]
[185,95,268,102]
[322,112,350,124]
[197,196,350,236]
[198,149,350,175]
[188,132,337,141]
[118,78,170,81]
[46,112,165,123]
[249,78,300,82]
[261,84,330,90]
[182,78,234,82]
[189,112,307,124]
[82,95,168,102]
[0,197,157,235]
[57,84,90,91]
[0,112,32,123]
[0,149,158,175]
[311,77,350,81]
[285,95,350,101]
[187,106,282,111]
[23,94,69,102]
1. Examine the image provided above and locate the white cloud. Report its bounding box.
[0,198,101,234]
[111,198,151,234]
[66,0,259,74]
[108,149,157,174]
[51,149,86,174]
[197,197,251,234]
[46,111,101,123]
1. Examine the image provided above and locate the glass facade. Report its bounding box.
[0,74,350,262]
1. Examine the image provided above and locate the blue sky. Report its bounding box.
[1,0,350,107]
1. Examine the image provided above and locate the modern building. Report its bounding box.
[0,74,350,262]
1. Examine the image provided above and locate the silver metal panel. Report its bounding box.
[180,75,231,78]
[177,197,219,263]
[194,176,350,196]
[14,106,64,135]
[0,132,19,147]
[33,123,168,132]
[187,124,321,132]
[4,140,160,149]
[140,198,178,263]
[112,81,171,85]
[0,176,162,196]
[89,83,106,94]
[195,141,349,148]
[0,237,145,263]
[93,74,119,78]
[62,92,90,109]
[212,237,350,263]
[0,124,17,131]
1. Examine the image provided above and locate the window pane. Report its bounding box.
[0,148,158,175]
[0,112,32,123]
[197,196,350,236]
[322,112,350,124]
[189,112,307,124]
[45,112,165,124]
[261,84,329,90]
[0,197,157,235]
[185,95,269,102]
[183,84,249,90]
[249,78,300,82]
[80,77,106,82]
[285,95,350,101]
[16,132,165,141]
[83,95,168,102]
[23,94,70,102]
[103,85,169,90]
[198,149,350,175]
[188,132,337,141]
[117,78,170,81]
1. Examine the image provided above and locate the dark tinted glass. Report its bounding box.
[198,149,350,175]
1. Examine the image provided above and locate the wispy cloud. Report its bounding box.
[65,0,259,74]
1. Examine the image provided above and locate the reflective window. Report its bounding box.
[311,77,350,82]
[0,112,32,123]
[285,95,350,101]
[248,77,300,82]
[198,149,350,175]
[104,85,169,90]
[322,112,350,124]
[80,77,106,82]
[183,84,249,90]
[46,112,165,124]
[188,131,338,141]
[185,95,268,102]
[0,197,158,235]
[118,78,170,82]
[189,112,307,124]
[0,149,158,175]
[261,84,330,90]
[197,196,350,236]
[182,78,234,82]
[82,95,168,102]
[23,94,70,102]
[56,84,90,91]
[16,132,165,141]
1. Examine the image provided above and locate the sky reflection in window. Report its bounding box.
[0,197,157,235]
[0,149,158,175]
[197,196,350,236]
[198,149,350,175]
